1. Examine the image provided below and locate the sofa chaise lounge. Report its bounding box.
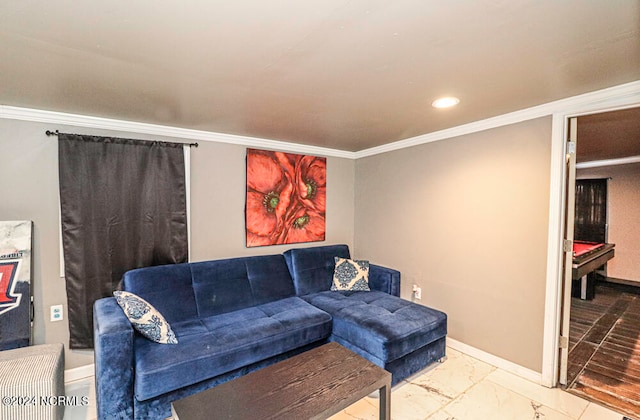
[93,244,447,419]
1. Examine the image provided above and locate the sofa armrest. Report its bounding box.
[94,297,135,419]
[369,264,401,296]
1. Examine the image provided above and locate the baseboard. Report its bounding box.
[603,277,640,291]
[64,363,94,384]
[446,337,542,385]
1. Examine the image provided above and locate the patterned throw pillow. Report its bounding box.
[331,257,370,291]
[113,291,178,344]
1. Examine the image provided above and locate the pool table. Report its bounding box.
[572,241,615,300]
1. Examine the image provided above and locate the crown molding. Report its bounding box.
[0,105,355,159]
[355,80,640,159]
[577,155,640,169]
[2,80,638,160]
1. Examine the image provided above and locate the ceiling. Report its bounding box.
[577,107,640,163]
[1,1,639,152]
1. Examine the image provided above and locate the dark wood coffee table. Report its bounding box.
[170,342,392,419]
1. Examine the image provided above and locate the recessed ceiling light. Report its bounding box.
[432,97,460,109]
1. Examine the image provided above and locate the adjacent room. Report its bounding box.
[566,107,640,418]
[1,1,639,419]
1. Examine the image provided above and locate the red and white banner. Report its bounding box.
[0,220,33,350]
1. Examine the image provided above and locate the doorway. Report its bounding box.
[559,106,640,418]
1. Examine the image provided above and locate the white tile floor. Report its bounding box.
[329,348,626,420]
[65,347,627,420]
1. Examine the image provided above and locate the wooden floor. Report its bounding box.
[566,281,640,419]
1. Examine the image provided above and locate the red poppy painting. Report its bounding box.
[246,148,326,247]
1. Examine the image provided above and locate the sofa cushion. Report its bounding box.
[246,255,296,305]
[133,297,331,401]
[284,244,350,296]
[123,263,197,324]
[190,254,296,318]
[302,291,447,363]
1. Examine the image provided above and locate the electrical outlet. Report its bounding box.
[412,284,422,300]
[50,305,63,322]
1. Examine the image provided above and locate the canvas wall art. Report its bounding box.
[0,220,33,350]
[246,149,326,247]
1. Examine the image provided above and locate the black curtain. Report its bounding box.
[59,134,188,349]
[574,178,608,243]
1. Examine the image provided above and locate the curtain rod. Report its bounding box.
[45,130,198,147]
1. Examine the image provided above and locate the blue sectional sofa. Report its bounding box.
[93,244,447,419]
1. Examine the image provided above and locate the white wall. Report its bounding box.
[354,117,553,372]
[0,118,356,368]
